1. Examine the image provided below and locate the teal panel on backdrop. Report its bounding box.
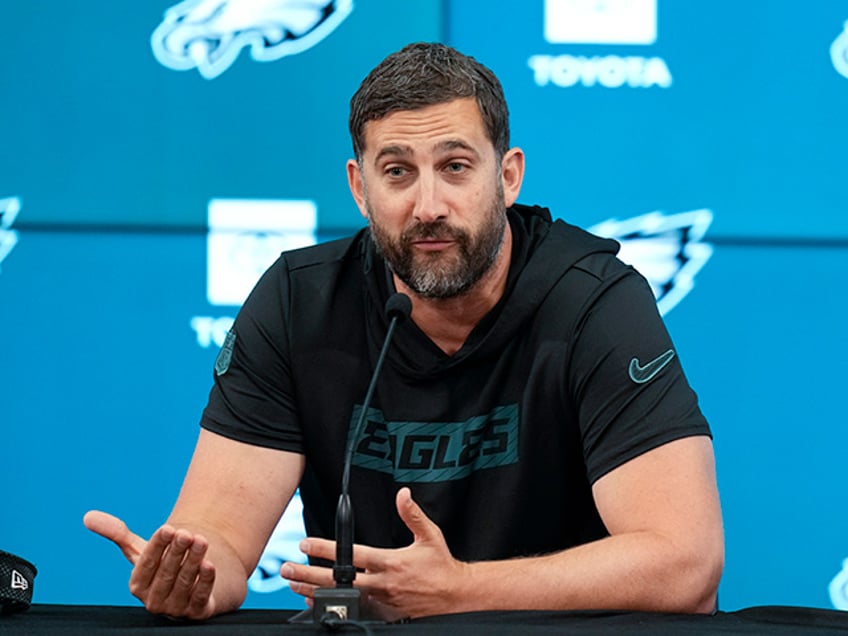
[447,0,848,240]
[0,1,442,232]
[663,243,848,610]
[0,0,444,609]
[4,233,847,610]
[0,226,331,608]
[444,0,848,611]
[4,0,848,616]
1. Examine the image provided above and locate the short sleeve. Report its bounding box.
[200,257,304,453]
[569,269,711,484]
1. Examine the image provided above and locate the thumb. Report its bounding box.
[83,510,147,565]
[395,487,442,544]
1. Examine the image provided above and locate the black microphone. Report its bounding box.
[313,292,412,626]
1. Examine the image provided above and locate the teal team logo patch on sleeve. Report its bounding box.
[215,330,236,376]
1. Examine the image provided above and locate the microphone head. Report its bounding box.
[384,293,412,322]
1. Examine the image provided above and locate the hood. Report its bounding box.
[366,203,620,379]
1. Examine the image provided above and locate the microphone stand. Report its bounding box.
[311,293,411,628]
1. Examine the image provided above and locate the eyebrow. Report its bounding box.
[435,139,478,156]
[373,139,481,165]
[374,145,412,164]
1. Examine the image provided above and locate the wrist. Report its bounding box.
[445,559,485,614]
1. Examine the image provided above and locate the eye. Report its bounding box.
[445,162,467,173]
[385,166,407,178]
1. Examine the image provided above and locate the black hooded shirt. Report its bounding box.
[201,203,711,560]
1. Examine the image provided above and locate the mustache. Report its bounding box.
[400,221,466,243]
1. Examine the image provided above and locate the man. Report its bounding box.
[85,42,724,621]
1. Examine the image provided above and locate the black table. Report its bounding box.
[3,605,848,635]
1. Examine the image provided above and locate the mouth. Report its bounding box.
[411,239,456,252]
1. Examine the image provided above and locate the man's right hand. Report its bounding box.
[83,510,218,620]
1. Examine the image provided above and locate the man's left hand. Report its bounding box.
[280,487,469,620]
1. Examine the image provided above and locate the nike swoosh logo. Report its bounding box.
[628,349,675,384]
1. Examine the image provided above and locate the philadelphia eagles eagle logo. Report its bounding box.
[151,0,354,79]
[590,209,714,315]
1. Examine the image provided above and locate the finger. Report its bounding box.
[83,510,147,565]
[280,561,335,597]
[298,538,388,572]
[129,525,176,597]
[144,529,196,604]
[395,487,442,543]
[167,534,209,611]
[297,537,336,561]
[362,594,408,623]
[288,579,319,599]
[186,560,216,618]
[351,570,379,594]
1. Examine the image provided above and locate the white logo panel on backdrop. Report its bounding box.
[531,0,671,88]
[151,0,354,79]
[544,0,657,45]
[0,196,22,275]
[206,198,317,306]
[190,198,317,349]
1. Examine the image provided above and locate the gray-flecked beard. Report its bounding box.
[367,192,507,300]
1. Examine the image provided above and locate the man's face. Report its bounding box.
[347,98,521,299]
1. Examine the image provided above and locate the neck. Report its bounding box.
[394,223,513,356]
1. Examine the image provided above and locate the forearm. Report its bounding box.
[291,474,722,619]
[165,517,252,614]
[164,432,305,616]
[452,531,722,615]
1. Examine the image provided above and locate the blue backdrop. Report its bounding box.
[2,0,847,613]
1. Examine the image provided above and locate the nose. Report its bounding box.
[412,172,448,224]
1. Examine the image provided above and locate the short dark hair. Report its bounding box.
[349,42,510,161]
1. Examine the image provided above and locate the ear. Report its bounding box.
[346,159,369,220]
[500,147,525,208]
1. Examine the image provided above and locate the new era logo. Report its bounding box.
[11,569,28,591]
